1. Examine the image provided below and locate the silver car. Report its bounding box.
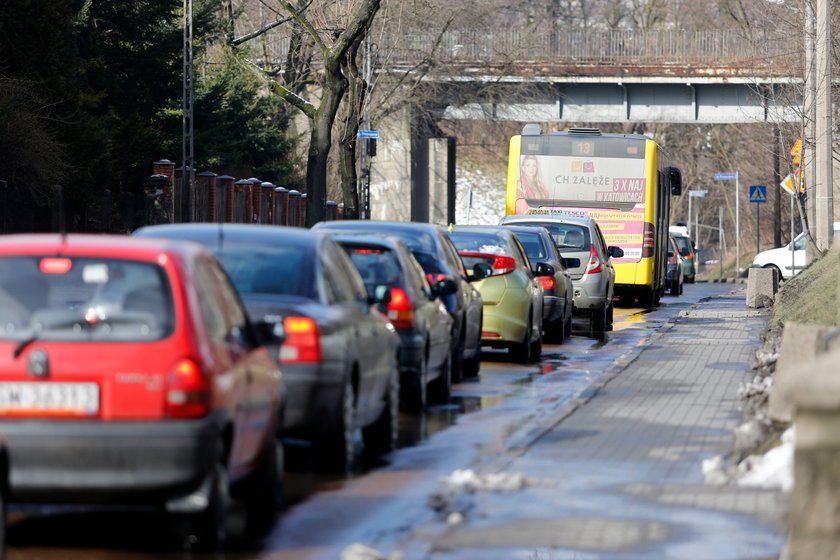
[500,215,621,337]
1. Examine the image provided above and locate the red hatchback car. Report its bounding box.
[0,234,285,550]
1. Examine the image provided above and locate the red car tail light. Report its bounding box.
[538,275,555,291]
[387,287,415,330]
[165,358,210,419]
[280,316,322,364]
[642,222,655,258]
[458,252,516,276]
[585,246,602,274]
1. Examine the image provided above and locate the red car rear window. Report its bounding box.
[0,256,174,342]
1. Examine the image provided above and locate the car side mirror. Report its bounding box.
[533,261,555,277]
[254,318,285,346]
[370,285,392,306]
[432,277,458,297]
[607,246,624,259]
[668,251,674,258]
[667,166,682,196]
[469,262,493,281]
[562,257,581,269]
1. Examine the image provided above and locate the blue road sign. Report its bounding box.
[714,172,737,181]
[357,129,380,139]
[749,185,767,203]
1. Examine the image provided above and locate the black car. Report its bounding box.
[334,234,455,411]
[501,224,576,343]
[133,224,401,471]
[313,220,484,381]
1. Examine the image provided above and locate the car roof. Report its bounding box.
[330,233,406,251]
[0,233,203,262]
[500,224,553,236]
[134,223,323,248]
[500,214,596,228]
[452,225,512,235]
[313,220,443,235]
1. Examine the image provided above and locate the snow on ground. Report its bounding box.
[455,168,506,225]
[737,427,794,491]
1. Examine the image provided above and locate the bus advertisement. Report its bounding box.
[505,126,682,306]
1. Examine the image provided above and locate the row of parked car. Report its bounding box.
[0,214,629,552]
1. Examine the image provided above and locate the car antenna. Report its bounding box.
[56,184,67,251]
[217,194,224,254]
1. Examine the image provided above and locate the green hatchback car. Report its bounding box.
[669,232,696,283]
[448,226,550,364]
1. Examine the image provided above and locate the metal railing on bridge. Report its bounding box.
[266,28,800,76]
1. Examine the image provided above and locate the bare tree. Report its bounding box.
[229,0,381,225]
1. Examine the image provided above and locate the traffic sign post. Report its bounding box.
[686,190,707,244]
[714,171,740,275]
[750,185,767,255]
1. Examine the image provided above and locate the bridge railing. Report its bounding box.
[266,28,800,74]
[390,29,798,69]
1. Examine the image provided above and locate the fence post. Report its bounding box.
[260,182,275,224]
[233,179,250,223]
[325,200,338,221]
[196,171,217,223]
[299,193,307,227]
[143,174,173,225]
[246,178,261,223]
[273,187,289,225]
[216,175,235,223]
[287,190,301,227]
[152,160,176,223]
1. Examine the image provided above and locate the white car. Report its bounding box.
[753,222,840,280]
[752,233,806,280]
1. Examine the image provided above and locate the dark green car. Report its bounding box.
[670,233,696,283]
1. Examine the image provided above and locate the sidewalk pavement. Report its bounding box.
[411,288,788,560]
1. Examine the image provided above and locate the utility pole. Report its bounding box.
[182,0,195,223]
[814,0,833,250]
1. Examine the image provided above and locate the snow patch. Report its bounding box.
[340,543,403,560]
[737,427,794,491]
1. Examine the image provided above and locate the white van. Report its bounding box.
[752,222,840,279]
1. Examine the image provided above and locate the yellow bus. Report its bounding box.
[505,125,682,306]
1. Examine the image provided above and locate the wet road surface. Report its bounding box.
[4,282,731,560]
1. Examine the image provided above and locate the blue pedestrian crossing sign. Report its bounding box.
[749,185,767,203]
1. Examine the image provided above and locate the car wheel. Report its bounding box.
[510,312,533,364]
[528,324,542,362]
[462,348,481,378]
[605,303,614,332]
[564,306,573,338]
[240,438,283,534]
[363,364,399,456]
[764,265,782,284]
[181,463,229,552]
[450,323,465,384]
[589,304,607,337]
[679,280,684,295]
[320,378,357,472]
[428,349,451,403]
[401,351,427,413]
[462,314,482,378]
[670,279,680,296]
[545,317,565,344]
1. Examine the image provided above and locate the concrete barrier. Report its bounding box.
[788,347,840,559]
[746,267,778,308]
[768,323,836,424]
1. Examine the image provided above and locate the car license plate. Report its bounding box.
[0,382,99,417]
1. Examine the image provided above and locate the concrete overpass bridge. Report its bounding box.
[379,28,802,124]
[264,28,804,221]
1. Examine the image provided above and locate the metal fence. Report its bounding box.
[265,28,800,74]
